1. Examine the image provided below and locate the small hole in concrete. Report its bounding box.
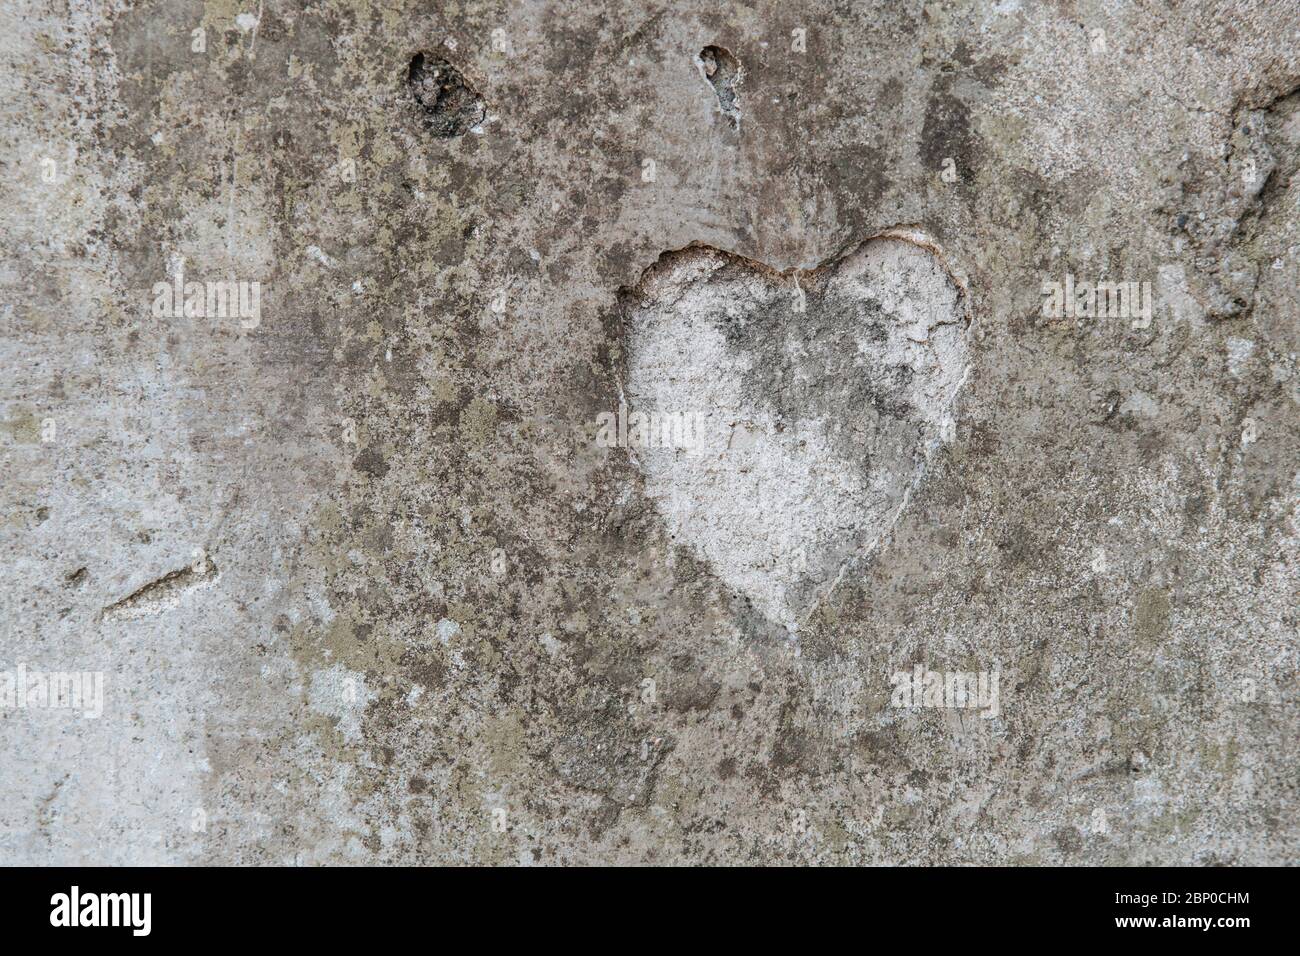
[408,52,485,138]
[698,45,741,128]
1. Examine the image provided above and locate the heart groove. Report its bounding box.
[624,232,971,633]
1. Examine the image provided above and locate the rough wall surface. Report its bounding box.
[0,0,1296,865]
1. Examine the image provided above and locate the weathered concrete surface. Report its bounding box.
[0,0,1296,864]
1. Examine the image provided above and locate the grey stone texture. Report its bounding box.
[1,0,1296,864]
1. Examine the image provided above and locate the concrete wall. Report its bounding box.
[1,0,1296,864]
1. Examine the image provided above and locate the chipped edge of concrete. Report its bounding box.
[622,225,972,322]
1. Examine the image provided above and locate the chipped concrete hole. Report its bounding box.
[99,556,220,622]
[408,52,485,137]
[698,45,742,127]
[624,232,969,634]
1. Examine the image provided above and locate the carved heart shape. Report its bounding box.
[624,232,970,633]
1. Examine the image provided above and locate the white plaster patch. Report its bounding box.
[308,665,374,744]
[1120,390,1160,419]
[625,236,970,632]
[1226,337,1255,378]
[436,618,461,644]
